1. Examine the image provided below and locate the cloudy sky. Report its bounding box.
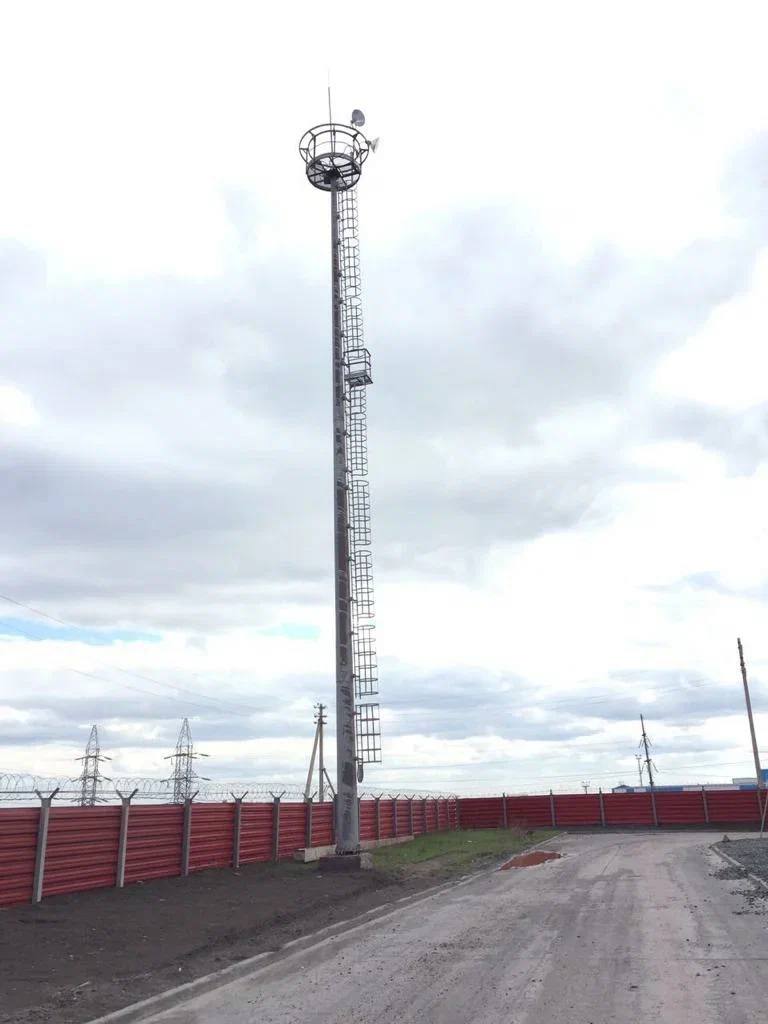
[1,1,768,796]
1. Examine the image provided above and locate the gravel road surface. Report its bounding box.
[717,837,768,882]
[135,832,768,1024]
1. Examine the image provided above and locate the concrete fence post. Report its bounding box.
[271,793,283,864]
[408,797,414,835]
[549,790,557,828]
[32,788,59,904]
[181,792,198,878]
[304,796,314,849]
[230,792,247,870]
[375,796,381,840]
[502,792,508,829]
[115,788,138,888]
[701,786,709,825]
[598,788,606,828]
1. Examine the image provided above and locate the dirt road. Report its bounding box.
[135,832,768,1024]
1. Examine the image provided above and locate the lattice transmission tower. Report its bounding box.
[299,106,381,855]
[164,718,209,803]
[74,724,111,806]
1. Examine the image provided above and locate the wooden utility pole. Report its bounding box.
[640,715,655,788]
[304,703,329,802]
[738,638,763,790]
[317,703,327,803]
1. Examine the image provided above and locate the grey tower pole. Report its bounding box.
[331,186,360,853]
[738,638,763,790]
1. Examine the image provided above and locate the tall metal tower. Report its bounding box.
[74,724,111,806]
[164,717,209,803]
[299,110,381,855]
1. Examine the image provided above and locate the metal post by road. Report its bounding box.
[115,788,138,888]
[502,792,508,829]
[375,796,381,840]
[738,638,763,791]
[271,793,284,863]
[422,797,428,833]
[392,795,398,837]
[230,792,247,869]
[331,186,359,855]
[181,792,198,877]
[598,788,606,828]
[455,797,461,831]
[409,797,414,835]
[549,790,557,828]
[32,788,59,904]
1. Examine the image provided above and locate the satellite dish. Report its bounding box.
[369,137,380,153]
[350,109,366,127]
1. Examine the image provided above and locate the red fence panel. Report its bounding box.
[239,803,273,863]
[359,800,376,842]
[655,792,706,826]
[125,805,184,883]
[310,802,334,847]
[396,800,410,836]
[459,798,504,830]
[278,803,306,860]
[603,792,654,826]
[413,801,426,835]
[0,808,39,906]
[379,800,394,839]
[43,806,122,897]
[705,790,760,825]
[189,803,234,872]
[505,796,552,828]
[553,794,601,826]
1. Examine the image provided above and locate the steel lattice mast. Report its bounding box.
[164,717,209,804]
[74,724,111,806]
[299,113,381,855]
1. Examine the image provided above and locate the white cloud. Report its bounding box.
[0,383,38,427]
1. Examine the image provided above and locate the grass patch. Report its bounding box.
[372,828,557,878]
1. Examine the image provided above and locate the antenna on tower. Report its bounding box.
[164,718,209,804]
[73,724,111,806]
[298,106,381,857]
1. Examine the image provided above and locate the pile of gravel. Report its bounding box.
[717,838,768,885]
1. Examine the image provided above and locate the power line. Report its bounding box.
[0,599,270,716]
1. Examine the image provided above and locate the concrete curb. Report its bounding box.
[711,841,768,892]
[87,832,562,1024]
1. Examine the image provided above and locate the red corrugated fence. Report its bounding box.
[0,796,456,907]
[2,789,761,908]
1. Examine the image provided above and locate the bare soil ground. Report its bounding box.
[0,829,552,1023]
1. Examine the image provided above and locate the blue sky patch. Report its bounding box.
[262,623,320,640]
[0,617,161,646]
